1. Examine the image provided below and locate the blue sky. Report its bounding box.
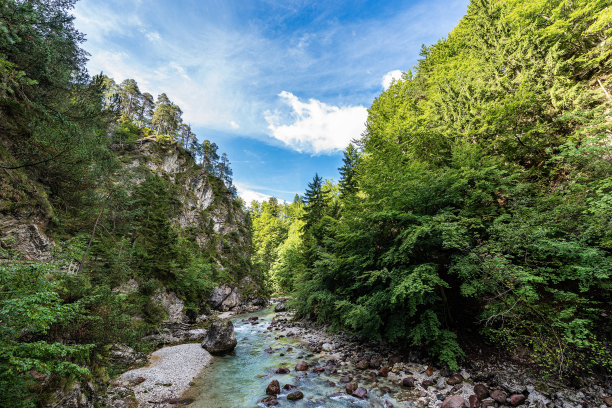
[72,0,468,203]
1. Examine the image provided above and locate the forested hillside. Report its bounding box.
[251,0,612,381]
[0,1,260,406]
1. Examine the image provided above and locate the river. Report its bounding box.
[184,307,409,407]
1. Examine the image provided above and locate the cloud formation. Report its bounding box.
[235,183,274,204]
[265,91,367,154]
[382,70,403,89]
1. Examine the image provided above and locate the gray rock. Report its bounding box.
[274,302,286,312]
[201,319,237,354]
[209,285,241,311]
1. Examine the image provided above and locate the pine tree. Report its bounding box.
[302,173,328,231]
[338,143,359,198]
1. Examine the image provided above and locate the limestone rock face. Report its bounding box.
[201,319,237,355]
[0,215,52,260]
[153,290,185,323]
[209,285,241,311]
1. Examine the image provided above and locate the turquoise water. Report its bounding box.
[187,308,410,408]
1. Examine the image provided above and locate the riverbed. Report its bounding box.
[184,307,408,407]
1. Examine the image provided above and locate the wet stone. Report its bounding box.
[353,387,368,399]
[287,391,304,401]
[345,382,358,394]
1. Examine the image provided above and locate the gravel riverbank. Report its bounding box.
[106,344,211,407]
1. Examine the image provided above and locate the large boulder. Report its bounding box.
[209,286,241,311]
[201,319,237,354]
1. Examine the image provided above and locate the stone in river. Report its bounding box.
[312,367,325,373]
[283,384,297,391]
[266,379,280,395]
[509,393,526,406]
[402,377,415,387]
[345,382,358,394]
[378,366,390,377]
[421,379,434,388]
[340,375,352,383]
[426,366,434,376]
[441,395,466,408]
[355,359,369,370]
[352,387,368,399]
[469,395,479,408]
[446,374,464,385]
[276,367,290,374]
[490,390,507,404]
[261,396,278,406]
[474,384,489,400]
[295,361,309,371]
[287,391,304,401]
[201,319,237,355]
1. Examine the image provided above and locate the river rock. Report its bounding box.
[356,359,369,369]
[509,393,526,406]
[274,302,286,312]
[283,384,296,391]
[426,366,434,376]
[422,379,434,388]
[474,384,489,400]
[321,343,334,352]
[266,380,280,395]
[441,395,466,408]
[261,396,278,406]
[490,390,507,404]
[378,366,390,377]
[287,391,304,400]
[447,374,464,385]
[468,395,479,408]
[340,375,352,383]
[275,367,290,374]
[346,382,358,394]
[201,319,237,354]
[295,361,308,371]
[605,397,612,407]
[402,377,415,387]
[352,387,368,399]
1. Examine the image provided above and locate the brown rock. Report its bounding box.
[340,375,352,383]
[345,382,358,394]
[261,396,279,406]
[474,384,489,400]
[378,366,390,377]
[468,395,479,408]
[352,387,368,399]
[369,357,383,368]
[421,379,434,388]
[266,380,280,395]
[490,390,507,404]
[312,367,325,373]
[402,377,415,387]
[275,367,290,374]
[295,361,309,371]
[356,359,369,370]
[509,394,526,406]
[389,356,402,365]
[441,395,466,408]
[446,374,464,385]
[133,377,146,385]
[426,366,434,376]
[605,397,612,407]
[287,391,304,401]
[282,384,296,391]
[481,398,495,408]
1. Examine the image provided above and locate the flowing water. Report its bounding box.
[185,307,410,408]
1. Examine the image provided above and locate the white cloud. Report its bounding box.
[229,121,240,129]
[382,70,403,89]
[265,91,368,154]
[235,183,274,204]
[145,30,161,42]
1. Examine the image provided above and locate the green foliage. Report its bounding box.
[281,0,612,377]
